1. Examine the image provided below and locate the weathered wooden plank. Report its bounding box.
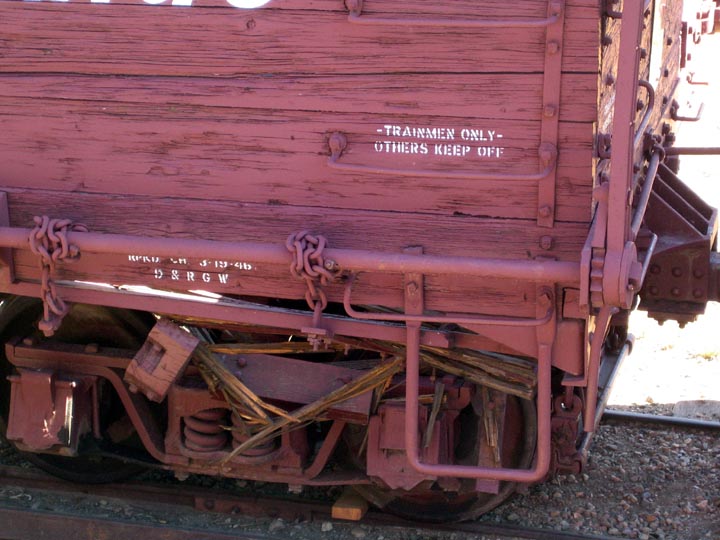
[0,99,594,222]
[597,1,682,165]
[0,0,599,76]
[11,251,543,316]
[13,253,547,316]
[6,191,589,259]
[6,190,586,314]
[0,73,598,123]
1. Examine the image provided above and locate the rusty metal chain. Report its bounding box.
[29,216,88,336]
[286,231,338,312]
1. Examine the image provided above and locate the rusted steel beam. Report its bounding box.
[663,146,720,155]
[0,226,580,283]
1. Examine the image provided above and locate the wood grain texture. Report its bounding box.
[0,97,594,222]
[1,0,601,315]
[0,0,599,76]
[0,73,598,123]
[7,190,585,314]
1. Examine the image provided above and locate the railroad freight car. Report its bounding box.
[0,0,718,521]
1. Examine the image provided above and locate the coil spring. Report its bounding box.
[183,408,229,452]
[230,412,276,457]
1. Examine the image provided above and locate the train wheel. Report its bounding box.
[353,392,537,522]
[0,295,154,483]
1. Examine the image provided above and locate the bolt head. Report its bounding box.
[543,104,557,117]
[538,205,553,218]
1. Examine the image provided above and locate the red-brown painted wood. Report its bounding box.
[7,190,586,315]
[0,0,599,76]
[0,73,597,123]
[0,0,601,316]
[0,99,594,222]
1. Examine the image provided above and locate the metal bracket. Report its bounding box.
[537,0,566,228]
[345,0,562,27]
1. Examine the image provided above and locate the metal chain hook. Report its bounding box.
[286,231,337,311]
[29,215,88,337]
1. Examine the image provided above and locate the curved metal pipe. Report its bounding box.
[630,147,664,239]
[404,324,552,482]
[633,80,656,148]
[342,276,553,327]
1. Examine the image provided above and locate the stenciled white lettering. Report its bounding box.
[375,124,506,162]
[129,254,253,285]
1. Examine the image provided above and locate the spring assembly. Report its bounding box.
[183,408,229,452]
[230,412,277,457]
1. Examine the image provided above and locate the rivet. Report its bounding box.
[85,343,99,354]
[639,48,648,59]
[547,41,560,54]
[649,286,659,295]
[693,269,705,279]
[671,288,681,297]
[236,357,247,368]
[538,205,553,218]
[663,69,670,78]
[540,236,554,250]
[666,37,673,46]
[605,74,615,86]
[671,267,683,277]
[693,289,704,299]
[601,35,613,46]
[543,104,557,117]
[406,281,419,295]
[246,19,256,30]
[650,264,661,275]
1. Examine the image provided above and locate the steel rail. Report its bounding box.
[602,410,720,430]
[0,506,271,540]
[0,226,581,283]
[0,465,628,540]
[663,146,720,155]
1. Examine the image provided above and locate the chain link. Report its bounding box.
[29,216,88,336]
[286,231,337,311]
